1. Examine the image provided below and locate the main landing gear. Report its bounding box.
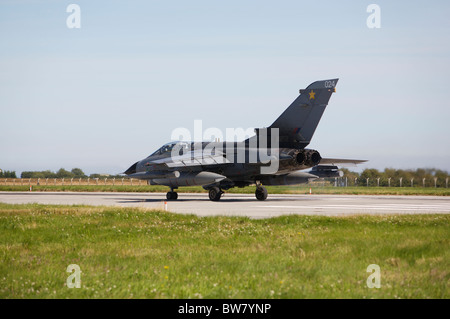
[166,188,178,200]
[255,184,268,201]
[206,184,268,201]
[208,186,223,201]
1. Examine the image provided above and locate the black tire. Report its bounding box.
[208,187,222,201]
[255,186,268,201]
[166,191,178,200]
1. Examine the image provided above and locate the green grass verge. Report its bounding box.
[0,203,448,298]
[1,185,449,196]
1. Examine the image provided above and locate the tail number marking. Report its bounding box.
[324,80,336,88]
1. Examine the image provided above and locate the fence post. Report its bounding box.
[434,177,437,188]
[131,178,133,186]
[121,178,124,186]
[399,177,403,187]
[446,177,448,188]
[113,178,115,186]
[354,177,358,186]
[71,178,73,186]
[411,178,413,187]
[423,178,426,188]
[388,178,391,187]
[62,178,64,186]
[377,178,380,187]
[54,178,56,185]
[366,178,369,187]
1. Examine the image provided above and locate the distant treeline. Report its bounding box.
[0,170,17,178]
[340,168,448,187]
[19,168,124,179]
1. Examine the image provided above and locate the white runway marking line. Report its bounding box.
[254,204,450,212]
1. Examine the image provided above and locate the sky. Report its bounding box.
[0,0,449,175]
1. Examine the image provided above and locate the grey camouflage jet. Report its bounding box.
[125,79,366,201]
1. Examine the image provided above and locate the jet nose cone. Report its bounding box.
[124,162,138,175]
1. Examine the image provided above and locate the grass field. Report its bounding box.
[0,203,448,299]
[1,185,449,196]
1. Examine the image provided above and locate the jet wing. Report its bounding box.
[319,158,367,166]
[151,152,232,168]
[126,170,180,179]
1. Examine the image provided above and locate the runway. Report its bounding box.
[1,191,449,218]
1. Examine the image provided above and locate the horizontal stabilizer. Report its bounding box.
[309,165,343,178]
[319,158,367,166]
[260,171,319,186]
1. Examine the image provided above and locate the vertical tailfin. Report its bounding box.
[270,78,338,149]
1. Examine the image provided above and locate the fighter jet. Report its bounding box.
[125,79,366,201]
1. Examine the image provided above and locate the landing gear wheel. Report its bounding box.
[255,186,268,201]
[208,187,222,201]
[166,191,178,200]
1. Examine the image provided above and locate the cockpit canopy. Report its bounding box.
[149,141,191,157]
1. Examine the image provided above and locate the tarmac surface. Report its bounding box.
[1,191,449,218]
